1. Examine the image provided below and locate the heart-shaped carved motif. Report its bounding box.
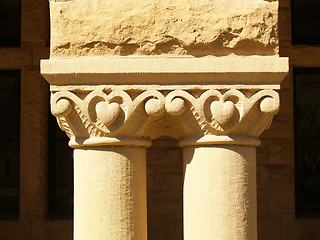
[95,101,121,126]
[210,101,236,126]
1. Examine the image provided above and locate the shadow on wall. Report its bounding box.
[147,137,183,240]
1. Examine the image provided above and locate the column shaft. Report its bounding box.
[74,146,147,240]
[183,145,257,240]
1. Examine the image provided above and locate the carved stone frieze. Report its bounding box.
[51,86,279,147]
[42,57,288,147]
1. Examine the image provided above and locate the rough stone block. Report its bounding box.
[50,0,279,57]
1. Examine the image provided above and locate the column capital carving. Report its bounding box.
[42,57,289,147]
[51,87,279,147]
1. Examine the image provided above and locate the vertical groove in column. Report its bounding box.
[183,145,257,240]
[74,146,147,240]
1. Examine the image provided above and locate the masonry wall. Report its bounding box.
[254,1,320,239]
[0,0,320,240]
[0,0,72,239]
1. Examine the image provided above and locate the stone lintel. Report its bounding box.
[41,56,288,87]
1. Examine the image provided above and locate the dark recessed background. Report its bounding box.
[292,0,320,45]
[0,70,20,217]
[294,68,320,216]
[0,0,21,47]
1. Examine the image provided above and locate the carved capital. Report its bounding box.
[42,57,288,147]
[50,87,279,147]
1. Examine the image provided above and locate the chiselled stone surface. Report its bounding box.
[50,0,279,58]
[50,87,280,146]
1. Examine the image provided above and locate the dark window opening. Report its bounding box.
[47,99,73,217]
[0,0,21,47]
[0,70,20,218]
[294,68,320,217]
[292,0,320,45]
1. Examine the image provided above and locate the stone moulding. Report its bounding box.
[41,57,289,147]
[42,57,288,86]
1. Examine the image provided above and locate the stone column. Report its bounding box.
[74,146,148,240]
[45,84,157,240]
[162,79,284,240]
[181,138,259,240]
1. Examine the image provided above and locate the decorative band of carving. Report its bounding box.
[165,89,279,135]
[50,87,279,147]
